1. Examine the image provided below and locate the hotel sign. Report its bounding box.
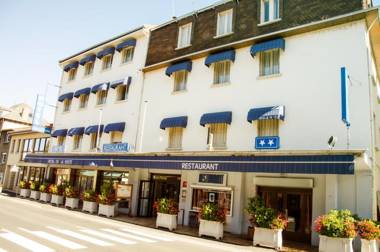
[255,136,280,150]
[103,143,129,153]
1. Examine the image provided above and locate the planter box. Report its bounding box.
[20,189,31,198]
[51,194,64,206]
[253,227,282,250]
[30,190,40,200]
[82,201,98,214]
[361,239,379,252]
[65,197,79,209]
[199,219,224,240]
[318,235,353,252]
[156,213,177,231]
[98,204,115,217]
[40,192,51,202]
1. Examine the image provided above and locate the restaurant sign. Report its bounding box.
[103,143,129,153]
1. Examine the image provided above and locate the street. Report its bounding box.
[0,195,270,252]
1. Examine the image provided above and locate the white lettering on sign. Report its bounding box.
[181,162,219,171]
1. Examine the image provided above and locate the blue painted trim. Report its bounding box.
[58,92,74,102]
[52,129,68,138]
[63,61,79,72]
[250,38,285,57]
[116,38,136,52]
[96,47,115,59]
[205,50,235,67]
[200,111,232,126]
[255,136,280,149]
[165,61,192,76]
[341,67,350,127]
[74,87,91,98]
[85,125,104,135]
[104,122,126,133]
[160,116,188,129]
[91,82,110,93]
[79,55,96,66]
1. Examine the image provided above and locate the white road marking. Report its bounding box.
[80,229,136,245]
[102,228,156,243]
[119,228,173,242]
[46,226,113,247]
[0,229,54,252]
[19,228,86,250]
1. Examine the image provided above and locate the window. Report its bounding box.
[102,55,113,70]
[68,68,77,81]
[116,85,129,101]
[21,139,33,161]
[213,61,231,84]
[84,62,94,76]
[90,133,99,150]
[10,140,16,153]
[2,132,10,143]
[257,119,279,136]
[207,123,227,149]
[34,138,49,153]
[121,47,134,63]
[173,70,188,92]
[79,94,89,108]
[192,187,233,216]
[72,135,82,150]
[177,23,192,48]
[97,90,107,105]
[261,0,280,23]
[28,167,45,182]
[63,99,72,112]
[1,153,6,164]
[110,131,123,144]
[216,9,233,36]
[17,139,22,153]
[259,49,280,76]
[57,136,65,146]
[15,139,20,153]
[168,127,183,149]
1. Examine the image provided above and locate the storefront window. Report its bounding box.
[17,166,28,183]
[54,168,70,185]
[191,187,233,216]
[73,170,96,193]
[28,167,45,182]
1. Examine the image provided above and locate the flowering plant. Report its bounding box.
[314,209,356,238]
[49,184,65,196]
[199,202,226,223]
[30,181,40,191]
[270,213,288,230]
[39,183,50,193]
[153,198,179,215]
[19,180,30,189]
[97,182,116,205]
[81,189,96,202]
[357,220,380,240]
[64,186,79,198]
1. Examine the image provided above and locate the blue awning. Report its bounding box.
[74,87,91,98]
[250,38,285,57]
[91,82,109,93]
[63,61,79,72]
[79,54,96,65]
[116,38,137,52]
[247,106,285,122]
[160,116,188,130]
[67,127,85,136]
[205,50,235,67]
[200,111,232,126]
[52,129,68,138]
[165,61,192,76]
[110,77,132,89]
[104,122,126,133]
[97,47,115,59]
[58,92,74,102]
[85,125,104,135]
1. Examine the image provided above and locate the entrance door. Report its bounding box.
[137,180,151,217]
[257,186,312,242]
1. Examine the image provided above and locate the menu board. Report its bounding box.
[116,184,133,199]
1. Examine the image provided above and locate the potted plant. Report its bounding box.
[50,184,65,206]
[314,209,356,252]
[97,182,116,217]
[81,189,98,214]
[64,186,79,209]
[357,219,380,252]
[19,180,30,198]
[29,181,40,200]
[198,202,226,240]
[39,183,51,202]
[153,198,179,231]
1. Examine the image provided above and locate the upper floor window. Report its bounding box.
[177,23,192,48]
[110,131,123,144]
[1,132,10,143]
[257,119,279,136]
[84,62,94,76]
[261,0,280,23]
[90,133,99,150]
[102,55,113,70]
[34,138,49,153]
[79,94,89,109]
[213,60,231,84]
[72,135,82,150]
[68,68,77,81]
[97,90,107,105]
[173,70,188,92]
[10,140,16,153]
[63,99,72,112]
[57,136,65,146]
[168,127,183,150]
[1,153,7,164]
[15,139,21,153]
[216,9,233,37]
[116,85,129,101]
[207,123,227,149]
[121,47,134,64]
[259,49,280,76]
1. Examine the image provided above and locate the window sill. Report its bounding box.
[101,68,112,72]
[175,45,192,50]
[95,103,106,108]
[213,32,234,39]
[257,73,282,80]
[172,89,187,95]
[120,61,133,66]
[258,18,282,27]
[166,147,183,152]
[207,146,227,151]
[211,82,231,88]
[114,99,128,104]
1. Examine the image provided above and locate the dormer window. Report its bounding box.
[177,23,192,48]
[216,9,233,37]
[261,0,280,24]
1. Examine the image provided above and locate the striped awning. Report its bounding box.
[79,54,96,65]
[63,61,79,72]
[165,61,192,76]
[74,87,91,98]
[85,125,104,135]
[58,92,74,102]
[247,106,285,122]
[67,127,85,136]
[250,38,285,57]
[200,111,232,126]
[91,82,109,93]
[52,129,68,138]
[104,122,125,133]
[205,50,235,67]
[160,116,188,129]
[110,77,132,89]
[116,38,136,52]
[97,47,115,59]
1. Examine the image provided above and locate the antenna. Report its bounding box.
[171,0,176,19]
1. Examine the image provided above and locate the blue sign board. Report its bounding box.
[103,143,129,153]
[255,136,280,149]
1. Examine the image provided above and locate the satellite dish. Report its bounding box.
[328,136,337,149]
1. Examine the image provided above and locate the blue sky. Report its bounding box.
[0,0,379,121]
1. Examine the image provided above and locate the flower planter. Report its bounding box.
[20,188,31,198]
[156,213,177,231]
[318,235,353,252]
[82,201,98,214]
[51,194,64,206]
[65,197,79,209]
[198,219,224,240]
[30,190,40,200]
[98,204,115,217]
[361,239,379,252]
[40,192,51,202]
[253,227,282,250]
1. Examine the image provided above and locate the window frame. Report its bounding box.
[84,62,94,76]
[79,94,89,109]
[90,132,98,150]
[116,85,128,101]
[260,0,280,24]
[259,49,280,77]
[216,9,233,37]
[102,55,113,70]
[207,123,228,149]
[121,47,134,64]
[257,119,280,137]
[167,127,183,150]
[96,90,108,105]
[173,70,188,92]
[110,131,123,144]
[72,135,83,150]
[63,99,72,112]
[67,68,77,81]
[177,22,192,49]
[213,60,231,85]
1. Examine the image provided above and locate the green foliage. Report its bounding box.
[19,180,29,189]
[30,181,40,191]
[39,183,49,193]
[314,209,356,238]
[50,184,66,195]
[82,189,96,202]
[199,202,226,223]
[64,186,78,198]
[97,182,115,205]
[153,198,179,215]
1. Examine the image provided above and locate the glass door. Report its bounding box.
[137,180,152,217]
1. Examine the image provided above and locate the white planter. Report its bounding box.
[253,227,283,250]
[20,188,31,198]
[361,239,379,252]
[82,201,98,214]
[51,194,64,206]
[198,219,224,240]
[318,235,353,252]
[156,213,177,231]
[98,204,115,217]
[40,192,51,202]
[30,190,40,200]
[65,197,79,209]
